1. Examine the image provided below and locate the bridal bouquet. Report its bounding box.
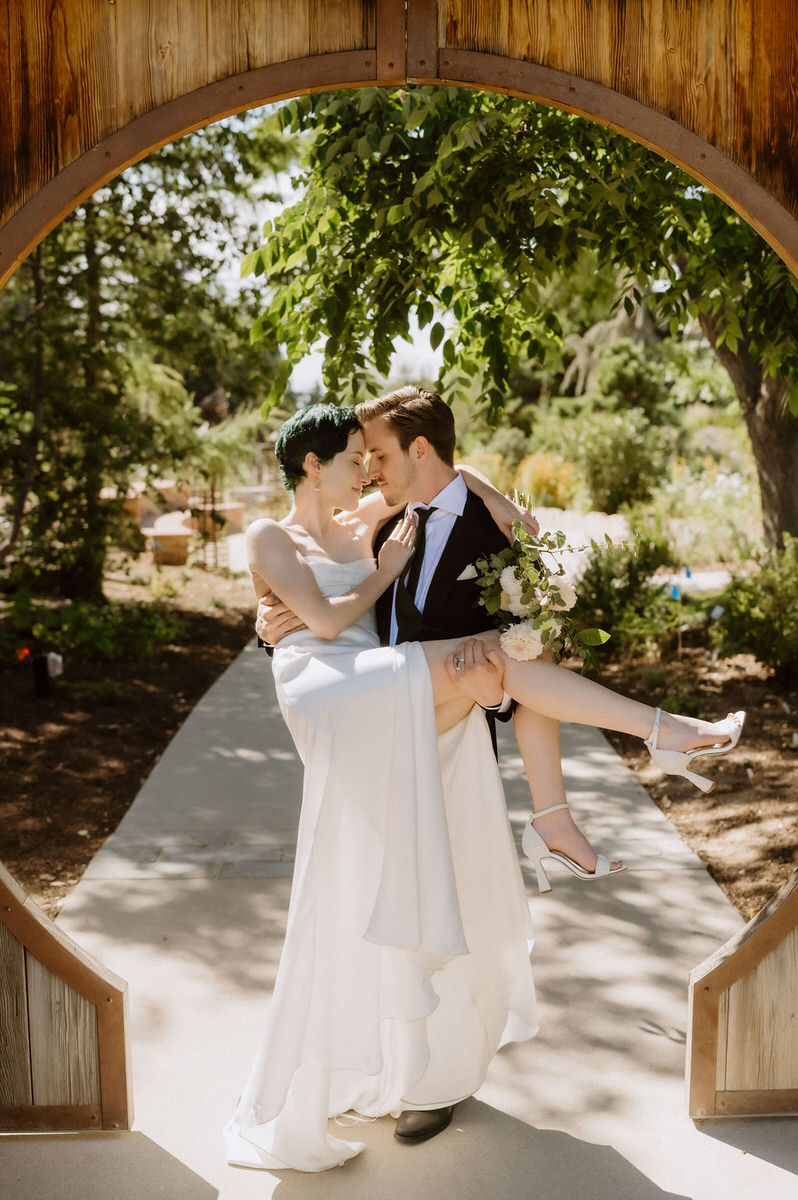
[474,521,610,672]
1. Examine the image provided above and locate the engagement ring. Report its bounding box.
[453,654,464,671]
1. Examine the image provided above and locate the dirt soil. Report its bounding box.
[1,559,255,917]
[1,560,796,923]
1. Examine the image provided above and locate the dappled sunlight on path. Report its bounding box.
[48,640,797,1200]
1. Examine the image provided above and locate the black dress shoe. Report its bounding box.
[394,1105,454,1144]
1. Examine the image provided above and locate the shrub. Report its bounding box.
[576,533,679,659]
[589,338,673,424]
[571,407,675,513]
[483,425,530,472]
[455,450,516,497]
[0,592,187,666]
[711,536,798,680]
[514,451,578,508]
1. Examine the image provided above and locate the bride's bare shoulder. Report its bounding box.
[246,518,295,560]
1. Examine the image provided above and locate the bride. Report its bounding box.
[225,403,744,1173]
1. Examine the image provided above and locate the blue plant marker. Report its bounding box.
[671,584,681,600]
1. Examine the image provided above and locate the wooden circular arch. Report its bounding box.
[1,0,798,289]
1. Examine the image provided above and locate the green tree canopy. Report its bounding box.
[245,86,798,545]
[0,114,291,598]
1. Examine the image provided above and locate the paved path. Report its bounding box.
[3,642,796,1200]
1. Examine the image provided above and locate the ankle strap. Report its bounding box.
[646,706,662,749]
[531,803,570,820]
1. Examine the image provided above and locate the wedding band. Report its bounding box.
[453,654,464,671]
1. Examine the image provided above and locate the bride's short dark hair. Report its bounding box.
[275,403,363,491]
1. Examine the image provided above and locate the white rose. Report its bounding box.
[500,620,545,661]
[546,579,577,611]
[499,566,522,598]
[499,566,527,616]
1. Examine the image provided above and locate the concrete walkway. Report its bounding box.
[3,642,796,1200]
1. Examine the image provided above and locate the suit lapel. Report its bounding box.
[423,492,492,617]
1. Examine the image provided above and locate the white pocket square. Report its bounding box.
[456,563,479,581]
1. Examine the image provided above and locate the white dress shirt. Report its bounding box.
[388,474,467,646]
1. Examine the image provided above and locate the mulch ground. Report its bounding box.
[1,563,795,922]
[602,650,797,920]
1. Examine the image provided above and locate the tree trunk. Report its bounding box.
[63,200,107,602]
[698,314,798,548]
[0,248,45,568]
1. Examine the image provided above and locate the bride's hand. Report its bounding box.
[256,592,308,645]
[486,492,540,544]
[377,510,417,579]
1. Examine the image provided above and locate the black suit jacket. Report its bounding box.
[374,490,509,646]
[373,491,514,751]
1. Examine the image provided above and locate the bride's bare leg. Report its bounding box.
[423,631,734,751]
[513,707,622,873]
[424,637,621,872]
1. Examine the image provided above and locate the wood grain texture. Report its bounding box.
[0,864,131,1130]
[0,922,32,1107]
[719,926,798,1091]
[442,0,798,215]
[377,0,406,81]
[26,950,101,1107]
[0,4,797,297]
[688,869,798,1117]
[0,1103,101,1132]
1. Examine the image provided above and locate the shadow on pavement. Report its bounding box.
[0,1131,218,1200]
[263,1100,689,1200]
[697,1117,798,1177]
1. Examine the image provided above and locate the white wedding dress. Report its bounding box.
[224,557,538,1172]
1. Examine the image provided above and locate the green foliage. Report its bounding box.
[711,536,798,679]
[0,593,187,666]
[0,115,289,598]
[569,407,675,513]
[245,87,798,420]
[576,533,678,657]
[514,451,578,508]
[474,523,610,673]
[588,338,673,423]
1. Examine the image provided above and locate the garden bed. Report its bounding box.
[1,566,794,922]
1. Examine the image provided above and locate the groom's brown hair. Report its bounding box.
[356,385,456,466]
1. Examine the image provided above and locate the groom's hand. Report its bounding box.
[256,592,307,645]
[446,638,505,708]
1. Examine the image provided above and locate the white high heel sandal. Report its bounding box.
[521,803,627,895]
[644,708,746,794]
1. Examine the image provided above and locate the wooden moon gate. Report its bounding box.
[687,868,798,1119]
[1,0,798,290]
[1,0,798,1133]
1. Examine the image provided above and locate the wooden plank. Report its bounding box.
[750,0,798,216]
[116,0,209,125]
[0,1103,101,1133]
[0,866,129,1004]
[715,1088,798,1117]
[309,0,375,58]
[377,0,406,82]
[249,0,311,65]
[96,972,133,1130]
[686,977,721,1118]
[721,927,798,1091]
[0,922,32,1107]
[690,869,798,995]
[408,0,438,80]
[212,0,311,78]
[0,1,18,225]
[26,950,101,1107]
